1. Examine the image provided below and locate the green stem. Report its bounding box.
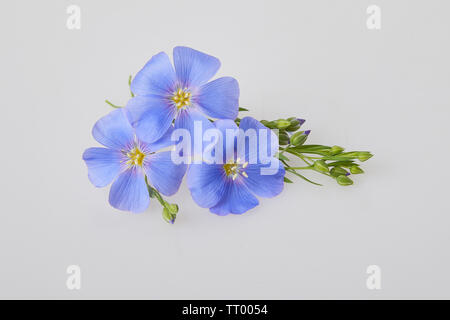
[279,143,290,156]
[105,100,123,108]
[128,75,135,97]
[145,177,168,210]
[292,152,313,165]
[288,166,313,170]
[285,168,322,186]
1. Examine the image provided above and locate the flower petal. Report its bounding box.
[145,125,176,153]
[173,46,220,88]
[213,119,238,163]
[126,96,176,143]
[131,52,177,96]
[174,108,215,158]
[243,160,285,198]
[238,116,279,163]
[92,108,134,150]
[196,77,239,119]
[82,147,123,187]
[209,180,259,215]
[187,163,227,208]
[144,151,187,196]
[108,167,149,213]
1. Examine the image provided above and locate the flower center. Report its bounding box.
[223,158,248,180]
[126,146,146,167]
[171,88,191,109]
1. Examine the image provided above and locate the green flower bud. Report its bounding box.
[350,165,364,174]
[330,145,344,156]
[260,120,277,129]
[278,132,290,145]
[162,208,176,224]
[337,175,353,186]
[339,152,359,159]
[167,203,179,214]
[290,130,310,146]
[313,160,329,173]
[330,167,348,177]
[286,124,300,132]
[275,119,291,130]
[357,152,373,162]
[285,119,301,132]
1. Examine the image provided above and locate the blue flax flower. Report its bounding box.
[187,117,285,215]
[82,109,187,213]
[126,46,240,144]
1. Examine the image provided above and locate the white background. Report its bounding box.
[1,0,449,298]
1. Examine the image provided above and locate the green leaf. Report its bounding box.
[277,153,290,161]
[284,177,293,183]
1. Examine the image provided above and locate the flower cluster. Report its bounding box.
[83,47,373,223]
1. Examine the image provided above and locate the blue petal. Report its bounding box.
[109,167,149,213]
[131,52,177,96]
[145,125,176,153]
[144,151,187,196]
[209,180,259,215]
[173,46,220,88]
[213,119,238,163]
[126,96,176,143]
[187,163,227,208]
[92,108,134,150]
[174,108,215,158]
[196,77,239,119]
[243,160,285,198]
[82,147,123,187]
[238,116,278,163]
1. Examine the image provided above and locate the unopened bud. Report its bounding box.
[278,132,290,145]
[357,152,373,162]
[330,167,348,177]
[286,118,304,132]
[162,208,176,224]
[313,160,329,173]
[350,165,364,174]
[290,130,310,146]
[260,120,277,129]
[330,145,344,156]
[167,203,179,214]
[337,175,353,186]
[275,119,291,130]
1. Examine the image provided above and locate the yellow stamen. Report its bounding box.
[223,159,248,180]
[126,146,146,167]
[171,88,191,109]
